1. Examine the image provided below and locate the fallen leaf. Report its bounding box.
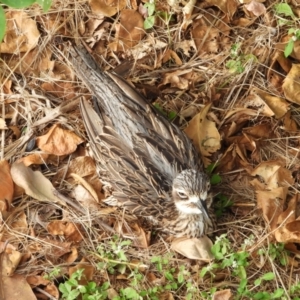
[256,187,288,230]
[36,124,83,156]
[212,289,233,300]
[69,262,95,285]
[115,9,145,50]
[47,221,83,243]
[245,0,266,17]
[20,153,50,166]
[10,161,66,205]
[184,103,221,166]
[0,118,7,129]
[89,0,126,17]
[250,160,294,190]
[0,11,40,53]
[171,236,214,260]
[0,160,14,215]
[252,88,289,118]
[283,64,300,104]
[2,274,37,300]
[206,0,238,18]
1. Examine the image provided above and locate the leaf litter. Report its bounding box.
[0,0,300,298]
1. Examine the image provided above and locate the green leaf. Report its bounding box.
[272,288,284,298]
[168,111,177,121]
[36,0,52,11]
[275,3,295,17]
[0,6,6,42]
[177,272,184,283]
[144,2,155,16]
[121,287,139,299]
[210,174,221,185]
[144,15,155,29]
[261,272,275,281]
[284,39,294,57]
[164,271,174,281]
[1,0,36,8]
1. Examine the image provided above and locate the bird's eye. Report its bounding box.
[177,191,188,199]
[207,183,211,190]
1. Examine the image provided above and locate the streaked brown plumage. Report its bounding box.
[70,44,215,238]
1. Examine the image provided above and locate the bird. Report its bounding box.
[69,44,215,238]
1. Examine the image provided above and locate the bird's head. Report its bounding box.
[172,169,212,216]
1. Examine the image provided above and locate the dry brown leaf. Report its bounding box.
[184,103,221,166]
[192,25,220,55]
[89,0,126,17]
[2,274,37,300]
[66,156,98,178]
[41,81,76,101]
[171,236,214,260]
[72,184,100,211]
[6,47,55,76]
[0,11,40,54]
[206,0,238,18]
[245,0,266,16]
[1,247,22,276]
[162,49,182,65]
[20,153,50,166]
[283,111,298,132]
[114,9,145,50]
[47,221,83,243]
[251,88,289,118]
[160,70,192,89]
[69,262,95,285]
[182,0,197,30]
[0,160,14,215]
[256,187,288,230]
[212,289,233,300]
[36,124,83,156]
[0,118,7,129]
[250,161,294,190]
[70,173,99,203]
[10,161,66,205]
[115,220,149,248]
[283,64,300,104]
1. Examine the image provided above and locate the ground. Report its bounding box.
[0,0,300,299]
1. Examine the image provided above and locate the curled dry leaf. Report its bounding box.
[2,274,37,300]
[20,153,50,167]
[251,88,289,119]
[256,187,288,231]
[69,263,95,285]
[36,124,83,156]
[89,0,126,17]
[114,9,145,51]
[7,47,54,76]
[192,25,220,55]
[0,11,40,54]
[250,160,294,190]
[184,103,221,166]
[212,289,233,300]
[0,160,14,215]
[47,221,83,243]
[70,173,99,203]
[171,236,214,260]
[245,0,266,17]
[10,161,66,206]
[283,64,300,104]
[206,0,238,18]
[0,118,7,129]
[1,247,22,276]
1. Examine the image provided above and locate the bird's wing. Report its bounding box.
[70,44,203,209]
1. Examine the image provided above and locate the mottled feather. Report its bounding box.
[70,44,215,237]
